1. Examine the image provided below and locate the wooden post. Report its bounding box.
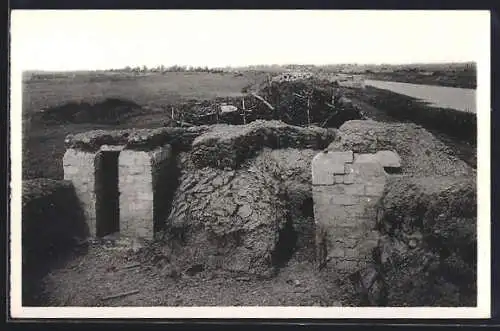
[242,97,246,125]
[307,95,311,126]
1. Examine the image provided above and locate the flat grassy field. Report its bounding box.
[22,71,267,179]
[23,71,264,113]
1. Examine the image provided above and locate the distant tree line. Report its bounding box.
[111,65,226,73]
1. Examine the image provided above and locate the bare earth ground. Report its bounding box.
[31,237,341,307]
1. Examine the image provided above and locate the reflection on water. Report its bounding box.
[365,79,476,113]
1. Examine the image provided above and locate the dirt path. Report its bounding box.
[30,238,342,307]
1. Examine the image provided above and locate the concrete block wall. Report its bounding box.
[118,145,172,240]
[63,149,98,236]
[312,150,390,275]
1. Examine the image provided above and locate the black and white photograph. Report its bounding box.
[9,9,491,319]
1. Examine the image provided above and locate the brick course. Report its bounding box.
[312,150,394,275]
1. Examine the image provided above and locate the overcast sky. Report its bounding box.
[11,10,489,71]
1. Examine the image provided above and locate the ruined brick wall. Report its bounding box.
[64,144,172,240]
[63,149,99,236]
[312,150,388,275]
[118,145,172,240]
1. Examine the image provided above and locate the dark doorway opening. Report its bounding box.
[271,217,298,268]
[95,150,120,237]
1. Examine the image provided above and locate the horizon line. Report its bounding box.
[22,61,477,73]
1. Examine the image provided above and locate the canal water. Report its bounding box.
[365,79,476,113]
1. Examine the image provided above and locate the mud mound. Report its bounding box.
[191,120,336,169]
[162,152,288,278]
[22,179,88,303]
[65,126,209,152]
[343,176,476,306]
[328,120,474,176]
[22,179,87,257]
[39,98,143,125]
[159,144,322,277]
[253,148,319,261]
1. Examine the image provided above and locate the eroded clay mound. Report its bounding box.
[162,151,288,278]
[161,144,324,277]
[253,148,319,261]
[344,176,476,306]
[191,120,336,169]
[328,120,474,176]
[65,126,209,152]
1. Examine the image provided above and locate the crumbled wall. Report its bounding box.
[118,145,172,239]
[312,150,388,275]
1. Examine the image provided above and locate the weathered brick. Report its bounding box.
[119,145,172,240]
[354,153,378,164]
[365,182,386,196]
[352,161,386,182]
[334,259,359,274]
[321,208,355,227]
[331,194,359,205]
[343,205,366,218]
[312,151,354,185]
[375,150,401,168]
[312,169,335,185]
[313,152,389,273]
[343,183,366,196]
[63,148,98,236]
[137,192,154,201]
[343,173,354,184]
[334,175,344,184]
[333,151,354,163]
[344,163,354,174]
[329,246,345,258]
